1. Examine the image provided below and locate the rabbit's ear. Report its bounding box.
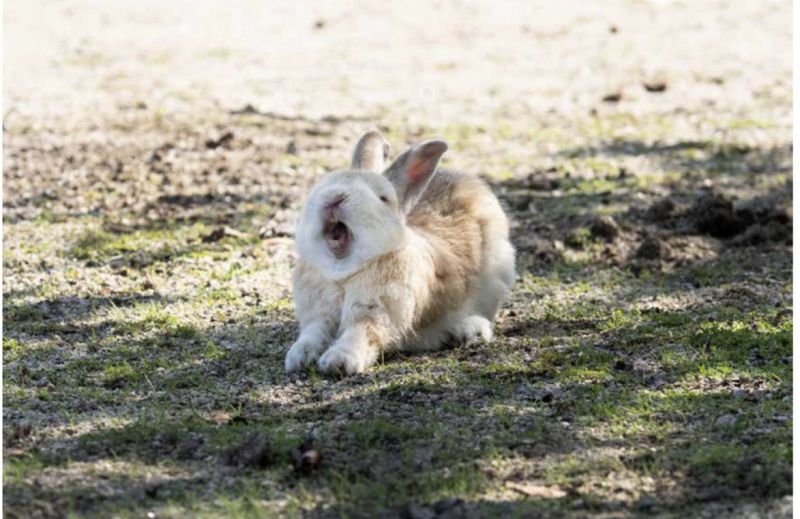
[351,131,389,172]
[383,140,448,213]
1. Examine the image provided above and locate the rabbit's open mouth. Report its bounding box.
[323,219,350,258]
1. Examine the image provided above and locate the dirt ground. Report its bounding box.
[3,0,793,517]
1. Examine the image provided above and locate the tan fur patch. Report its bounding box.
[407,169,509,329]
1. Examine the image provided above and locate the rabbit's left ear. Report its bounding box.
[383,140,448,214]
[351,131,389,172]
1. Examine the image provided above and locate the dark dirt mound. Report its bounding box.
[642,191,791,246]
[590,216,621,242]
[692,192,747,238]
[220,433,276,469]
[636,235,672,260]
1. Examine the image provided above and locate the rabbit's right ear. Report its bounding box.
[383,140,448,214]
[351,131,390,172]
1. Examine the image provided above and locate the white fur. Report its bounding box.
[318,326,378,374]
[295,175,405,280]
[286,135,515,375]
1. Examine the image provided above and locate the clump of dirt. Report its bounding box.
[590,216,620,242]
[731,222,791,246]
[200,226,246,243]
[643,191,791,246]
[734,195,792,228]
[259,208,296,238]
[636,235,672,260]
[205,130,235,149]
[171,434,204,460]
[565,227,592,249]
[692,192,746,238]
[291,438,322,474]
[643,75,668,93]
[517,237,564,265]
[517,169,561,191]
[645,197,677,221]
[221,433,277,469]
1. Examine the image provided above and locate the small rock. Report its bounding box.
[230,104,260,115]
[602,91,623,103]
[286,141,298,155]
[714,414,738,428]
[643,77,668,93]
[590,216,620,241]
[201,226,246,243]
[732,389,747,399]
[201,227,226,243]
[205,131,234,149]
[211,412,233,425]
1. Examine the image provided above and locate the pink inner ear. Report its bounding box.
[405,146,441,184]
[406,157,431,184]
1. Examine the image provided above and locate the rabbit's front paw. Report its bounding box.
[285,339,325,373]
[317,344,371,375]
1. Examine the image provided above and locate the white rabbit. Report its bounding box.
[285,131,515,375]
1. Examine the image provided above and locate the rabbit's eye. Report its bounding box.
[379,195,390,203]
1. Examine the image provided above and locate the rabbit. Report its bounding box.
[285,131,516,375]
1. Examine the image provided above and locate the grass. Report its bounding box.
[3,101,792,518]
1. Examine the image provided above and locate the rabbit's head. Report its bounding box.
[296,132,448,280]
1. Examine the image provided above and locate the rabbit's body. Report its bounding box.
[401,169,515,350]
[285,133,515,374]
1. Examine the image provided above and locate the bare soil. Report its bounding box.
[3,1,792,517]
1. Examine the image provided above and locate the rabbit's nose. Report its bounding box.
[326,195,345,209]
[324,195,346,219]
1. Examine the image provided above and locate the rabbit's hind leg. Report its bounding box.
[402,312,492,352]
[442,314,493,348]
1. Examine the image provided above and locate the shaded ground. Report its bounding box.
[3,1,792,518]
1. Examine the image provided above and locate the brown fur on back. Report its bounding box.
[406,169,509,328]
